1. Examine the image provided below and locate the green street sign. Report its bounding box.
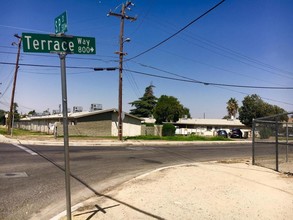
[22,33,96,54]
[55,11,68,34]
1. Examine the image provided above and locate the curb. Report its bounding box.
[1,137,252,147]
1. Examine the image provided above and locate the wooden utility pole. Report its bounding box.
[8,34,22,135]
[108,1,136,141]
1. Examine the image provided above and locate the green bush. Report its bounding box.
[259,127,272,139]
[162,123,176,136]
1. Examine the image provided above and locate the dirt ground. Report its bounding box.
[57,161,293,220]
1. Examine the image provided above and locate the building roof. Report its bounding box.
[141,118,156,124]
[21,108,142,121]
[140,117,247,128]
[173,118,246,127]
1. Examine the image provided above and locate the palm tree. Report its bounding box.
[226,98,239,119]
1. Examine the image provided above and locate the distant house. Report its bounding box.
[17,108,142,137]
[141,117,250,137]
[172,118,250,136]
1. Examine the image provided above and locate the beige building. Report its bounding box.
[173,118,250,137]
[17,109,142,137]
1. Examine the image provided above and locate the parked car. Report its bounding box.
[229,128,243,138]
[217,130,228,138]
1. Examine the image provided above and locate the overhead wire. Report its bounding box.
[213,86,293,107]
[126,0,226,61]
[0,24,48,34]
[124,62,141,98]
[0,49,117,63]
[128,0,154,37]
[0,68,14,98]
[178,37,293,80]
[187,34,293,77]
[124,68,293,90]
[124,68,293,106]
[132,52,287,87]
[1,61,292,90]
[156,17,293,78]
[138,10,293,80]
[0,61,94,70]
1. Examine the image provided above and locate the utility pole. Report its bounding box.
[108,1,136,141]
[8,34,22,135]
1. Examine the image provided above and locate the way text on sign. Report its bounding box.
[22,33,96,54]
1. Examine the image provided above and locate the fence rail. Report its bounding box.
[252,112,293,173]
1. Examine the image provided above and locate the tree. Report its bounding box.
[226,98,239,119]
[0,109,6,125]
[153,95,190,124]
[13,103,20,122]
[28,110,36,116]
[239,94,287,127]
[182,107,191,118]
[129,84,157,117]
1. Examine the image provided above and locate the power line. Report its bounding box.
[132,56,288,87]
[146,17,293,79]
[0,24,49,34]
[0,50,117,63]
[132,13,293,81]
[212,85,293,106]
[0,71,14,98]
[180,38,293,80]
[124,68,293,90]
[1,61,292,90]
[126,0,226,61]
[188,34,293,77]
[124,63,141,98]
[125,69,293,106]
[0,61,94,69]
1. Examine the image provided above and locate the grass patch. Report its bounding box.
[0,126,48,137]
[125,135,231,141]
[0,126,231,142]
[0,126,119,140]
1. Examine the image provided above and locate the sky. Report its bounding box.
[0,0,293,119]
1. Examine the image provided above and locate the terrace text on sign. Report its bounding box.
[22,33,96,54]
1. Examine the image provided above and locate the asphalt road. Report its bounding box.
[0,142,252,220]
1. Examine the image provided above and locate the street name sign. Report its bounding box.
[55,11,68,34]
[22,33,96,54]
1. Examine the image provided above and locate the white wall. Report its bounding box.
[111,121,141,136]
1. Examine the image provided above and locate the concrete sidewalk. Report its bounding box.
[53,161,293,220]
[2,134,292,219]
[0,134,251,147]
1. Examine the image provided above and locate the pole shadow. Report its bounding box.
[74,204,120,220]
[24,144,165,220]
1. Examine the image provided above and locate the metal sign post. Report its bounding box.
[21,13,96,220]
[59,52,72,220]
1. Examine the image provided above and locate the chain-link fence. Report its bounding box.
[252,112,293,173]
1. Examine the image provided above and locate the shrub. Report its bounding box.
[162,123,176,136]
[259,127,272,139]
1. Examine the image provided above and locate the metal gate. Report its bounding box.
[252,112,293,173]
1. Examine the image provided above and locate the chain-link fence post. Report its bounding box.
[286,122,289,163]
[275,117,279,172]
[252,119,255,165]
